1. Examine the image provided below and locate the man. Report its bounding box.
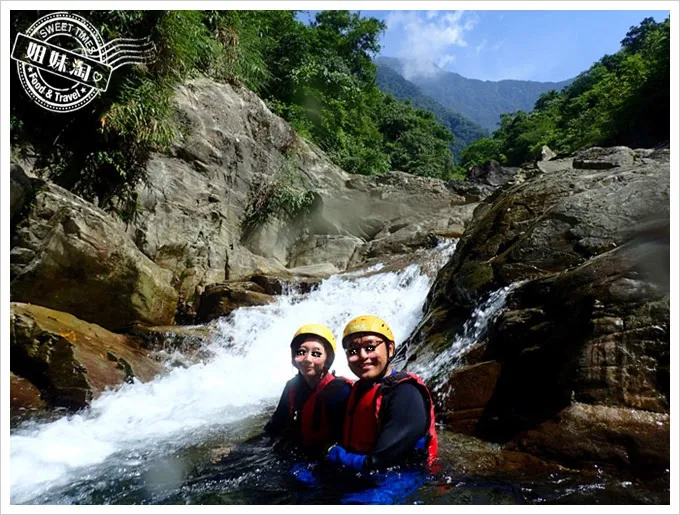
[325,315,438,472]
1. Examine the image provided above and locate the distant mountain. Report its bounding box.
[376,64,489,162]
[376,56,573,132]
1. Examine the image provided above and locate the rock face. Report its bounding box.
[127,78,478,306]
[10,372,48,427]
[541,145,556,161]
[11,179,179,331]
[405,146,670,474]
[10,163,33,222]
[466,160,519,187]
[507,403,669,476]
[195,282,274,323]
[10,303,163,410]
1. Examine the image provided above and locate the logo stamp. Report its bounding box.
[11,11,155,113]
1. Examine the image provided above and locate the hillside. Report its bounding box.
[376,56,572,131]
[457,16,670,168]
[376,64,488,162]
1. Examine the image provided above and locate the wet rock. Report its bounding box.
[10,372,48,426]
[10,163,34,222]
[506,403,670,476]
[129,324,214,352]
[407,146,669,475]
[436,430,562,478]
[128,324,217,367]
[10,182,178,331]
[414,146,668,352]
[196,282,274,323]
[288,234,364,271]
[248,274,319,296]
[435,361,502,434]
[10,303,162,410]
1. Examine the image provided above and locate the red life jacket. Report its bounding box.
[341,371,439,467]
[289,372,353,449]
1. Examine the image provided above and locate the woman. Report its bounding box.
[264,323,353,458]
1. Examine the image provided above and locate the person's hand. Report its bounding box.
[290,461,317,485]
[326,444,366,471]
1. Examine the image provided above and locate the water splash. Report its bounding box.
[410,283,520,388]
[9,244,456,504]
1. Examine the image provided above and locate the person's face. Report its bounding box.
[344,333,393,381]
[293,338,328,385]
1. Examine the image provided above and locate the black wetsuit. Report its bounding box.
[265,373,351,456]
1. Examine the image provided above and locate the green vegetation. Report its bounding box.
[10,10,460,212]
[376,64,489,162]
[10,12,670,207]
[240,147,316,239]
[376,56,573,132]
[458,16,670,169]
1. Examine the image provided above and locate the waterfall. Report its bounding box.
[10,240,457,504]
[410,283,520,389]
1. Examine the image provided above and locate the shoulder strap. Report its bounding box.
[379,370,409,392]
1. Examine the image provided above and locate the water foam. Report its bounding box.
[10,245,454,503]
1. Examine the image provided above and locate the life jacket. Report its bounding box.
[288,372,353,449]
[341,371,439,467]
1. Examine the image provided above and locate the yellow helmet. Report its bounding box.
[291,324,337,369]
[342,315,395,348]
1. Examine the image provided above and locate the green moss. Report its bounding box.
[465,262,495,293]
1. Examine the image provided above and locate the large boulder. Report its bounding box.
[10,163,34,222]
[11,179,178,331]
[10,372,48,427]
[288,235,364,271]
[506,403,669,476]
[412,147,669,343]
[466,160,519,187]
[195,282,274,323]
[10,303,163,410]
[405,146,670,474]
[126,78,479,305]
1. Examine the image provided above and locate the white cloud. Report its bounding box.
[476,38,502,55]
[437,54,456,68]
[384,10,478,79]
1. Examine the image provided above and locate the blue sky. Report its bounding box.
[299,9,670,83]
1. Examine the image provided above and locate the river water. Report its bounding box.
[9,241,669,505]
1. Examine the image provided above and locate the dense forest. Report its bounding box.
[10,11,671,210]
[376,56,573,132]
[376,64,489,163]
[10,10,458,208]
[459,16,670,169]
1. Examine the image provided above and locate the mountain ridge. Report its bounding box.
[375,64,489,162]
[376,56,574,131]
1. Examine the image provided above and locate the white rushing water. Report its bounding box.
[10,241,459,504]
[410,283,521,388]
